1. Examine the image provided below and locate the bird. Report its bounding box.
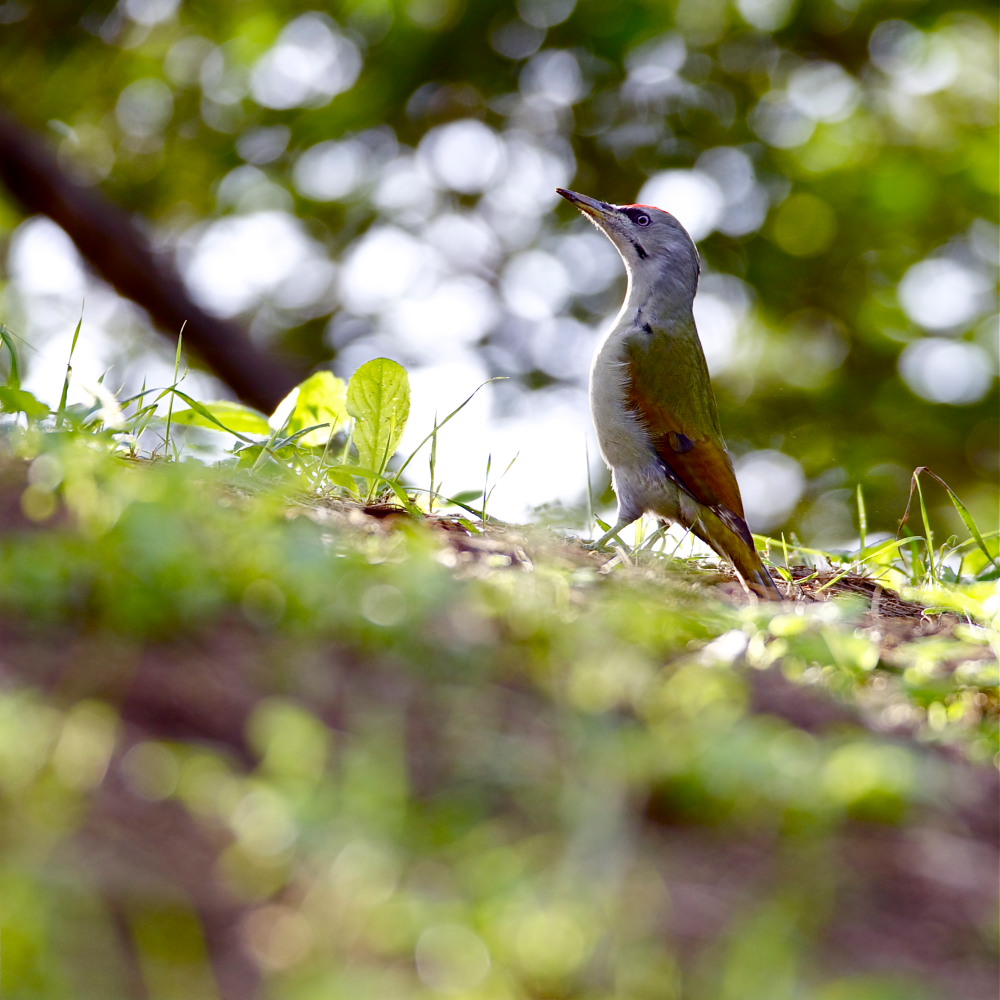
[557,187,781,600]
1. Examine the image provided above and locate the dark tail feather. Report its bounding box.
[740,560,783,600]
[692,515,783,601]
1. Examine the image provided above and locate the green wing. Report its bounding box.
[623,325,746,519]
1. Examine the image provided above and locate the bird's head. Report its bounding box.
[557,188,701,311]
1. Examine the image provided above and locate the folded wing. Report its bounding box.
[623,339,747,524]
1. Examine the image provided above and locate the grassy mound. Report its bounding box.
[0,417,996,999]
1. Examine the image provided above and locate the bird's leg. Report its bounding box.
[584,517,634,551]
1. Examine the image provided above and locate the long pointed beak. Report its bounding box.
[556,188,615,223]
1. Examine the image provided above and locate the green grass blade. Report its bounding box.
[405,486,512,526]
[485,452,518,509]
[780,533,792,578]
[0,323,22,388]
[482,453,493,523]
[168,389,255,442]
[332,464,420,513]
[56,314,84,427]
[915,474,935,583]
[939,479,999,572]
[900,467,999,578]
[271,423,337,450]
[639,523,669,552]
[396,377,507,479]
[427,411,439,515]
[855,483,867,552]
[164,327,186,456]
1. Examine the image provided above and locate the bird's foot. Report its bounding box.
[583,521,632,552]
[583,538,615,552]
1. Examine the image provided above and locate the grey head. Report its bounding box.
[557,188,701,313]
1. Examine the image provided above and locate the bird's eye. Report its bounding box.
[635,214,650,227]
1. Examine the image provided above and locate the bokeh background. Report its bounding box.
[1,0,997,539]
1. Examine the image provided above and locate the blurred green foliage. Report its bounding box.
[0,422,996,997]
[0,0,996,541]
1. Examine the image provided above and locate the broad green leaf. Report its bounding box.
[235,444,265,468]
[324,465,361,496]
[0,386,50,420]
[449,490,484,505]
[170,401,270,435]
[346,358,410,477]
[274,371,349,447]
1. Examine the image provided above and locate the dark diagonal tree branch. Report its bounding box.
[0,108,307,412]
